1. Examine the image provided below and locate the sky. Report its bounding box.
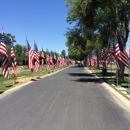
[1,0,130,55]
[1,0,74,55]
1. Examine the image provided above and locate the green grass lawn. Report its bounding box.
[0,65,71,93]
[90,64,129,88]
[88,64,130,101]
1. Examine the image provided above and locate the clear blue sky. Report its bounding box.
[1,0,75,55]
[1,0,130,55]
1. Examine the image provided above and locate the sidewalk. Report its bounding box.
[86,68,130,110]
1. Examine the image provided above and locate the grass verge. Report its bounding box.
[86,65,130,101]
[0,65,71,93]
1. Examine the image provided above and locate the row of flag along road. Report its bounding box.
[0,29,75,80]
[84,33,129,71]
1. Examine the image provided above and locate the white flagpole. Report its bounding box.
[128,20,130,94]
[128,43,130,94]
[25,38,27,80]
[117,66,118,87]
[110,42,112,82]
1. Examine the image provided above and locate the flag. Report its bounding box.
[49,54,53,65]
[34,42,40,72]
[101,48,106,70]
[26,39,34,69]
[115,34,129,68]
[41,48,44,68]
[11,44,17,80]
[106,42,113,65]
[110,43,121,72]
[0,29,9,78]
[86,55,91,67]
[46,49,50,70]
[54,53,56,60]
[91,51,98,68]
[53,53,56,65]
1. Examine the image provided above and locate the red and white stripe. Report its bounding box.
[11,45,17,80]
[34,52,40,72]
[28,49,35,69]
[41,51,44,68]
[0,31,9,78]
[115,42,129,68]
[2,56,9,78]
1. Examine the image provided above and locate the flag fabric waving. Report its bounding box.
[53,53,56,65]
[11,44,17,80]
[115,34,129,68]
[34,42,40,72]
[26,39,34,69]
[46,49,50,70]
[91,51,98,68]
[0,29,9,78]
[41,48,44,68]
[106,42,113,65]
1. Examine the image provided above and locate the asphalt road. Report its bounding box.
[0,65,130,130]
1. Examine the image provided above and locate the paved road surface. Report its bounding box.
[0,65,130,130]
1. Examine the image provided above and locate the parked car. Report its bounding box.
[78,63,83,67]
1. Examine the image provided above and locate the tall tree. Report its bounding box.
[61,50,66,58]
[0,33,16,45]
[65,0,130,78]
[14,44,23,65]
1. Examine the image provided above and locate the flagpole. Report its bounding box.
[0,55,2,87]
[0,28,3,87]
[25,38,27,80]
[110,56,112,82]
[127,21,130,94]
[128,43,130,94]
[116,59,119,87]
[0,29,3,87]
[110,41,112,81]
[11,39,15,84]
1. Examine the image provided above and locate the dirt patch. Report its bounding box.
[13,76,41,87]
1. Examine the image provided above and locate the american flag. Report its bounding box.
[49,54,53,65]
[11,44,17,80]
[0,30,9,78]
[101,48,107,70]
[86,55,91,67]
[41,48,44,68]
[46,49,50,70]
[91,51,98,68]
[53,53,56,60]
[110,43,121,72]
[26,39,34,69]
[34,42,40,72]
[53,53,56,65]
[106,42,113,65]
[115,34,129,68]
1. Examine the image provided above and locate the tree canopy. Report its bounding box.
[65,0,130,60]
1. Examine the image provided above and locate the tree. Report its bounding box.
[14,44,24,65]
[0,33,16,66]
[65,0,130,78]
[61,50,66,58]
[0,33,16,45]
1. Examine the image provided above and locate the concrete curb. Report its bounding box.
[0,67,67,99]
[86,69,130,109]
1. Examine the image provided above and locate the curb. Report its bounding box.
[86,69,130,110]
[0,67,67,99]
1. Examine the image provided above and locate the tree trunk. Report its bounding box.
[117,62,125,79]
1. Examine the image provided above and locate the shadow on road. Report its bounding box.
[68,73,93,77]
[71,78,103,83]
[68,72,103,83]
